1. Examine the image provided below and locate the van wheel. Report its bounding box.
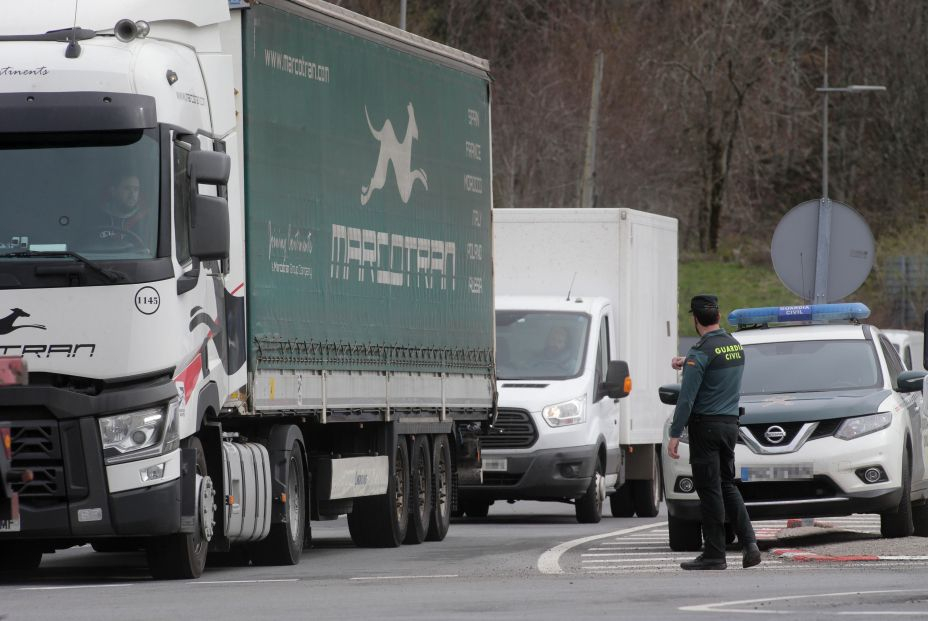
[881,451,914,538]
[610,483,635,517]
[631,450,661,518]
[576,458,605,523]
[668,515,702,551]
[404,435,432,544]
[147,436,213,579]
[426,434,452,541]
[249,439,307,565]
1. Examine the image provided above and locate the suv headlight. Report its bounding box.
[99,400,180,464]
[542,396,586,427]
[835,412,892,441]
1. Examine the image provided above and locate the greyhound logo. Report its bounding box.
[0,308,47,335]
[361,102,428,205]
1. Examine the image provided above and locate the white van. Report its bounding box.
[457,208,678,522]
[882,329,925,371]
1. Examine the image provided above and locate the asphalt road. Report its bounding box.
[2,502,928,620]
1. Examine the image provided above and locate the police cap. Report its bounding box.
[689,294,719,314]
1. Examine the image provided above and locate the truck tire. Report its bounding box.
[575,458,605,523]
[249,441,307,565]
[404,436,432,544]
[147,436,214,579]
[609,483,635,517]
[631,450,661,518]
[912,502,928,537]
[426,434,452,541]
[881,451,914,538]
[348,435,410,547]
[0,543,43,572]
[668,515,702,551]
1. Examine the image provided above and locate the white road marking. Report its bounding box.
[18,584,132,591]
[537,522,663,575]
[192,579,300,585]
[679,589,924,615]
[350,574,458,581]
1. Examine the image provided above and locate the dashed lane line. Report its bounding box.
[18,584,132,591]
[350,574,459,581]
[679,589,928,615]
[537,521,663,575]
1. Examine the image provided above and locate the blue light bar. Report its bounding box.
[728,303,871,328]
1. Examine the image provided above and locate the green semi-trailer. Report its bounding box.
[0,0,494,578]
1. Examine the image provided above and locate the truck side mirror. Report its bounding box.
[897,370,926,393]
[188,150,231,261]
[658,383,681,405]
[604,360,631,399]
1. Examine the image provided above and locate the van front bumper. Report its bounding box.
[459,444,597,501]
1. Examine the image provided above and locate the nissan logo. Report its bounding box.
[764,425,787,444]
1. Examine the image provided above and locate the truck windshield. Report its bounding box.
[0,129,160,260]
[496,311,590,380]
[740,339,881,395]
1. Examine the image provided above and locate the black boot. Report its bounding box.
[742,542,761,568]
[680,554,727,570]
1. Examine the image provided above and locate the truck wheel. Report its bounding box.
[147,436,214,579]
[609,483,635,517]
[881,451,914,538]
[0,543,43,572]
[348,435,410,547]
[404,436,432,544]
[576,458,605,523]
[426,434,452,541]
[249,442,307,565]
[912,502,928,537]
[668,514,702,551]
[631,450,661,518]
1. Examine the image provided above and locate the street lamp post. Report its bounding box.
[810,48,885,304]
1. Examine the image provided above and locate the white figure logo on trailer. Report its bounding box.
[361,103,429,205]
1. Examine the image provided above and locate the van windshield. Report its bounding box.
[496,311,590,380]
[740,339,881,395]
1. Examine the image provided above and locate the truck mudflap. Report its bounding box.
[455,422,483,486]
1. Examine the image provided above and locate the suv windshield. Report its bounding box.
[741,339,881,395]
[496,311,589,380]
[0,129,159,260]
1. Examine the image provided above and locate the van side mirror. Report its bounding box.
[658,383,681,405]
[604,360,631,399]
[188,150,231,261]
[897,370,926,393]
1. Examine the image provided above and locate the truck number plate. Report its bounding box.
[482,458,508,472]
[741,464,813,482]
[0,518,21,533]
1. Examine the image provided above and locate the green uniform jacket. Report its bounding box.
[669,328,744,438]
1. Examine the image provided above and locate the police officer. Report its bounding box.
[667,294,761,570]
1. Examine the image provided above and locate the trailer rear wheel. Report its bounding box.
[147,436,213,579]
[426,434,452,541]
[348,435,410,547]
[249,442,307,565]
[404,436,432,544]
[0,543,42,572]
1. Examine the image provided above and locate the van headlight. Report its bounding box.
[542,396,586,427]
[99,400,180,464]
[835,412,892,441]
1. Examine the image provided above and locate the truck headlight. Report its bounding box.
[542,396,586,427]
[835,412,892,441]
[99,400,180,464]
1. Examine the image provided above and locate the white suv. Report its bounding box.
[660,304,928,551]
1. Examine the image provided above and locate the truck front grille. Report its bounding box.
[480,409,537,449]
[10,421,66,499]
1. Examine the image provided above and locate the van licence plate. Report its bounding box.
[482,458,508,472]
[740,465,813,482]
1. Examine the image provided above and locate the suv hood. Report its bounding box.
[740,389,894,424]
